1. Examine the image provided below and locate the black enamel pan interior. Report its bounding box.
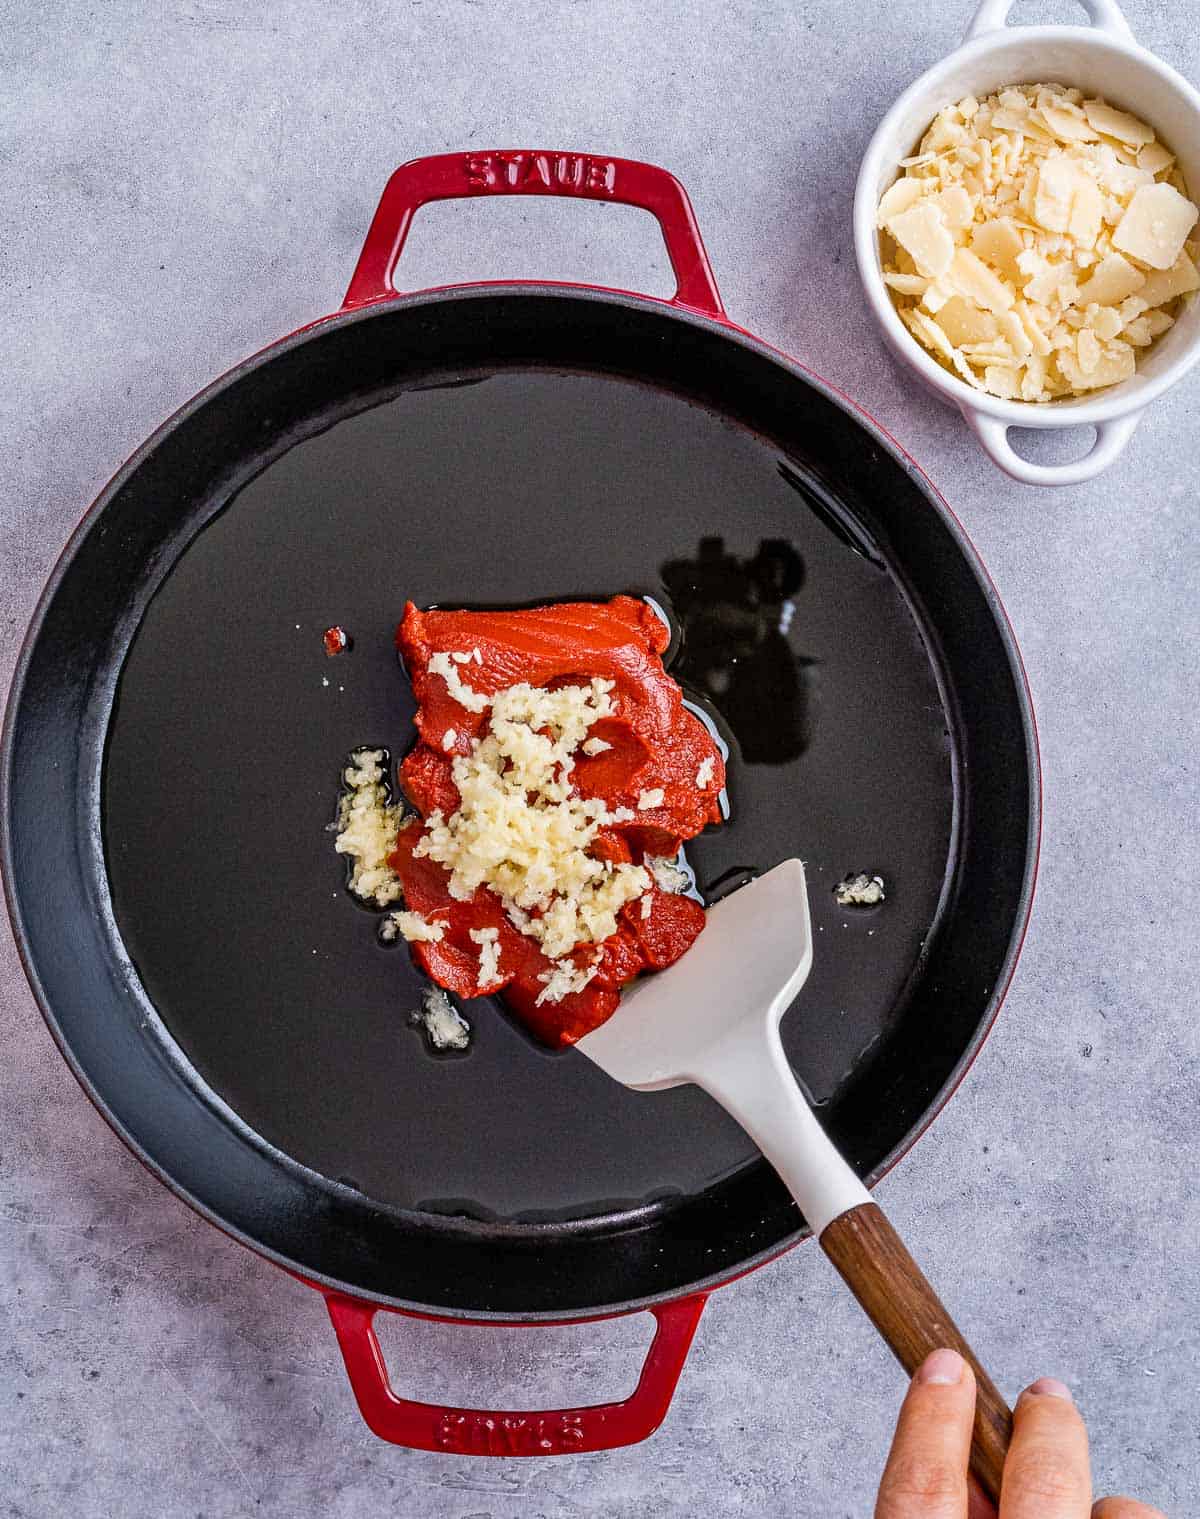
[1,286,1038,1319]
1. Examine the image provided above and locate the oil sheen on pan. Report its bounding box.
[102,370,956,1224]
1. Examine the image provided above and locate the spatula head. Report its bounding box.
[578,859,813,1091]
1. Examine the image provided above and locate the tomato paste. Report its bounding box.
[389,597,725,1047]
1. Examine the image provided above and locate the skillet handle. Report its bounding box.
[343,150,725,317]
[821,1203,1013,1504]
[323,1290,707,1455]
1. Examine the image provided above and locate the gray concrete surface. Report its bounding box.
[2,1,1198,1514]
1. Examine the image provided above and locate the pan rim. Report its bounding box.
[1,281,1041,1321]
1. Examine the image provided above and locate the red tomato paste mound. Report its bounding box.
[388,596,725,1047]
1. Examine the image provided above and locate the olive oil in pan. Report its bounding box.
[103,369,954,1222]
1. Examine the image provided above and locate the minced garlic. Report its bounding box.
[427,651,489,712]
[410,986,471,1051]
[334,749,405,906]
[469,925,502,989]
[535,956,600,1006]
[413,678,651,964]
[834,872,886,907]
[384,910,445,944]
[879,83,1199,401]
[646,854,691,894]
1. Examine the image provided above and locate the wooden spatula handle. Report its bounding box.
[821,1202,1012,1505]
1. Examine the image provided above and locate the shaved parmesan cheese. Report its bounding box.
[998,308,1033,357]
[1039,103,1097,143]
[1034,156,1082,233]
[1058,340,1136,390]
[1137,249,1200,307]
[984,364,1021,398]
[1083,99,1155,147]
[581,737,612,756]
[946,247,1014,312]
[1112,182,1199,269]
[1020,354,1047,399]
[1068,179,1104,248]
[971,217,1024,275]
[1080,252,1146,307]
[637,788,665,810]
[1091,305,1123,340]
[920,282,950,315]
[886,202,955,278]
[443,728,457,751]
[877,176,928,223]
[883,272,930,296]
[879,82,1196,400]
[933,186,974,231]
[1142,308,1175,339]
[695,756,716,789]
[934,296,999,346]
[1138,142,1175,176]
[902,307,984,387]
[1016,302,1053,356]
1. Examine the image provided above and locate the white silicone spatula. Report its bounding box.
[578,859,1013,1504]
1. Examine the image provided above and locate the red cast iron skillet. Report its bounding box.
[1,153,1040,1456]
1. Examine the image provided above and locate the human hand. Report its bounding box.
[875,1347,1166,1519]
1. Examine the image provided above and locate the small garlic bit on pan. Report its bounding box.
[878,83,1200,402]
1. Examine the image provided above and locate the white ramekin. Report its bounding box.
[854,0,1200,486]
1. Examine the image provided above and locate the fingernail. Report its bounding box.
[917,1348,966,1385]
[1025,1376,1073,1402]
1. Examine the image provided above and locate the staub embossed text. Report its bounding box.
[434,1410,593,1455]
[463,152,618,195]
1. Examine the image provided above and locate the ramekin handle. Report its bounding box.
[960,407,1144,486]
[965,0,1134,42]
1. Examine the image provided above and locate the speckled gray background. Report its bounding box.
[3,1,1198,1514]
